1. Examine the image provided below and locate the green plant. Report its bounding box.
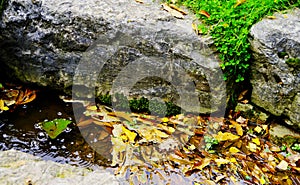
[97,93,181,116]
[292,143,300,151]
[167,0,300,83]
[204,135,219,150]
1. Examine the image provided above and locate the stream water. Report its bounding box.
[0,89,108,168]
[0,88,199,184]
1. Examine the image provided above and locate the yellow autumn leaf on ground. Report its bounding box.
[86,105,98,111]
[0,100,9,111]
[252,138,260,146]
[276,160,288,170]
[248,142,257,152]
[135,0,143,3]
[254,126,262,133]
[215,158,230,167]
[215,132,240,142]
[229,147,240,154]
[122,126,137,142]
[154,129,169,138]
[235,124,243,136]
[161,117,169,123]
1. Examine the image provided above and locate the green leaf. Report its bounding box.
[41,118,72,139]
[0,83,2,89]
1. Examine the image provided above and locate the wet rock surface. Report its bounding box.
[0,0,226,114]
[0,150,119,185]
[249,8,300,128]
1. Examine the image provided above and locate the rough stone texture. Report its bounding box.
[0,150,120,185]
[249,8,300,128]
[0,0,226,114]
[269,124,300,145]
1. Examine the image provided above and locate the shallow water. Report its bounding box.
[0,89,109,168]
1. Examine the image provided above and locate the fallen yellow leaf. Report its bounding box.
[161,117,169,123]
[169,4,187,15]
[276,160,288,170]
[252,138,260,146]
[215,132,240,142]
[215,158,230,167]
[248,142,257,152]
[122,126,137,142]
[254,126,262,133]
[0,100,9,111]
[135,0,144,3]
[229,147,240,154]
[235,124,243,136]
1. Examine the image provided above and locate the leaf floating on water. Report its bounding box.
[215,132,240,142]
[41,118,72,139]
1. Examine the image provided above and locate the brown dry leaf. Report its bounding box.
[234,0,246,8]
[135,0,144,3]
[241,99,249,104]
[98,130,110,140]
[238,90,248,100]
[215,132,240,142]
[114,111,134,123]
[161,3,184,19]
[77,118,94,127]
[194,158,211,170]
[169,4,187,15]
[199,10,210,18]
[267,15,276,19]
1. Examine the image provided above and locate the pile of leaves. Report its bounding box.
[76,103,300,184]
[0,83,36,112]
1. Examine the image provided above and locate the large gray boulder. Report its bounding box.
[249,8,300,128]
[0,0,226,114]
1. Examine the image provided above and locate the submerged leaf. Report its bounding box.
[41,119,72,139]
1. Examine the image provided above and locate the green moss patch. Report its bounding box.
[166,0,300,83]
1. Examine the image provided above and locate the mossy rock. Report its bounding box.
[269,124,300,147]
